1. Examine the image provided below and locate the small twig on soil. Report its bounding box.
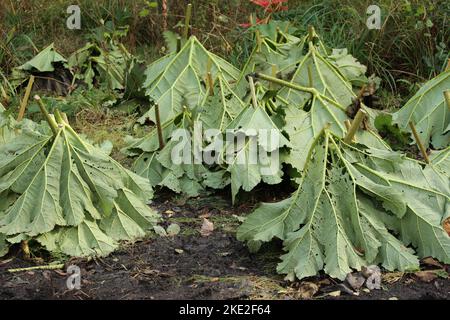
[17,75,35,122]
[409,121,430,164]
[8,263,64,273]
[344,109,367,144]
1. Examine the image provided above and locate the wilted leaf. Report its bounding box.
[140,36,240,124]
[0,115,159,257]
[392,70,450,149]
[238,131,449,280]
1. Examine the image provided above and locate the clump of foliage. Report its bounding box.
[124,23,449,280]
[0,98,159,258]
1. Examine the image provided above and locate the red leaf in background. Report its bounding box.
[251,0,271,8]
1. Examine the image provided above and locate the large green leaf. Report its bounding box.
[0,117,159,257]
[280,44,355,108]
[220,105,290,202]
[140,36,240,124]
[18,43,66,72]
[238,132,449,280]
[68,42,130,90]
[392,71,450,149]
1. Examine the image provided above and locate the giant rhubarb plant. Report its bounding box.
[0,97,159,257]
[140,36,240,124]
[392,70,450,149]
[237,130,450,280]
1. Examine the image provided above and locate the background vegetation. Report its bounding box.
[1,0,448,96]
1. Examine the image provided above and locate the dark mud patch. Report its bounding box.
[1,192,449,300]
[0,232,282,300]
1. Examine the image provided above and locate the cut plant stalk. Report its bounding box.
[8,264,65,273]
[344,109,367,144]
[249,76,258,108]
[17,75,35,122]
[250,72,317,95]
[444,90,450,111]
[409,121,430,164]
[206,58,214,95]
[21,240,31,260]
[34,95,58,136]
[176,36,182,53]
[155,104,165,150]
[183,3,192,40]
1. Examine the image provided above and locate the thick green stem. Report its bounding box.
[17,75,34,122]
[444,90,450,111]
[251,73,317,95]
[308,25,316,42]
[409,121,430,164]
[248,76,258,108]
[183,3,192,40]
[344,109,367,144]
[176,36,182,53]
[34,95,58,136]
[54,109,65,125]
[21,240,30,260]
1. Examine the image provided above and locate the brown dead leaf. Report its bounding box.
[382,272,404,284]
[297,282,319,299]
[200,218,214,237]
[421,257,444,269]
[415,270,438,283]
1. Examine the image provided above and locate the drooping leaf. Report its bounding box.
[18,43,66,73]
[238,132,448,280]
[392,71,450,149]
[280,44,355,108]
[220,105,290,202]
[430,147,450,177]
[0,116,159,257]
[327,48,367,83]
[140,36,240,124]
[68,42,131,90]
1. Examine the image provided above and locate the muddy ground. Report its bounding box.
[1,191,449,300]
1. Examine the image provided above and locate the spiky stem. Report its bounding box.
[344,109,367,144]
[34,95,58,136]
[409,121,430,164]
[155,104,165,150]
[183,3,192,40]
[17,75,35,122]
[250,73,317,95]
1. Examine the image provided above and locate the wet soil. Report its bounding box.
[1,191,449,300]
